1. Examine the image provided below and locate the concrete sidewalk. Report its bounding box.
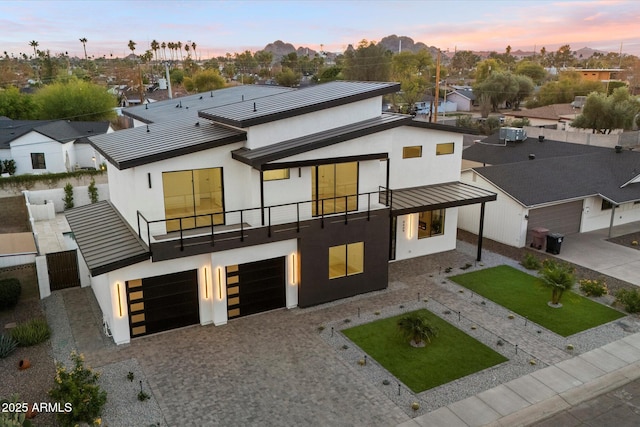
[399,334,640,427]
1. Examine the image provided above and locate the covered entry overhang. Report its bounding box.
[390,182,497,260]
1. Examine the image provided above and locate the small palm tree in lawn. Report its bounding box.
[539,259,576,306]
[397,313,439,348]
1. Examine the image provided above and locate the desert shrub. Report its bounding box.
[0,278,21,310]
[0,395,33,426]
[0,334,18,358]
[579,278,608,297]
[615,288,640,313]
[49,351,107,427]
[521,253,541,270]
[10,318,51,347]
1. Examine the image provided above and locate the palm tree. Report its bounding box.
[191,42,197,61]
[29,40,39,58]
[151,39,159,63]
[177,41,183,61]
[161,42,167,61]
[128,40,136,58]
[539,259,576,306]
[397,313,438,347]
[79,37,88,61]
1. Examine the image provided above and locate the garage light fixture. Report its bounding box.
[217,267,223,300]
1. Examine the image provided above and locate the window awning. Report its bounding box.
[390,182,497,216]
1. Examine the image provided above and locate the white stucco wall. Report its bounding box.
[245,97,383,149]
[393,208,458,260]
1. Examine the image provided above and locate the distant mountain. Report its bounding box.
[262,40,318,60]
[378,35,439,57]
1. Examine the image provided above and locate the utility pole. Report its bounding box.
[433,49,441,122]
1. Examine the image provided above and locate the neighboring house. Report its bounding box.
[502,104,580,128]
[448,87,476,112]
[459,134,640,248]
[0,119,112,174]
[560,68,623,83]
[66,82,495,345]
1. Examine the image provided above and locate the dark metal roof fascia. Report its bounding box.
[261,152,389,170]
[407,120,480,135]
[198,83,401,128]
[231,114,411,169]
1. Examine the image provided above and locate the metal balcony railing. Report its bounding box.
[136,187,393,252]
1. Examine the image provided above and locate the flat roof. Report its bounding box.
[65,201,149,276]
[198,81,400,128]
[0,232,37,256]
[390,182,497,215]
[232,114,412,169]
[89,119,246,170]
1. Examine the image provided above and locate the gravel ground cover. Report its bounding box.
[608,231,640,251]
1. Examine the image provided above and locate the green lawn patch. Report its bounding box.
[451,265,625,337]
[342,309,507,393]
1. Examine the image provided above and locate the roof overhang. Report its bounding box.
[232,114,411,169]
[390,182,497,216]
[65,201,150,276]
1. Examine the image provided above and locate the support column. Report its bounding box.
[477,202,486,262]
[260,170,265,226]
[608,204,617,238]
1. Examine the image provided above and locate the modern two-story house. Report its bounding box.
[66,81,495,344]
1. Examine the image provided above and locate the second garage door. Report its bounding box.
[226,257,286,320]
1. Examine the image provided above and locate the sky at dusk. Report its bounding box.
[2,0,639,59]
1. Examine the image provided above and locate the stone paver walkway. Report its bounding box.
[51,241,640,426]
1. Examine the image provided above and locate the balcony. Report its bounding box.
[136,188,392,261]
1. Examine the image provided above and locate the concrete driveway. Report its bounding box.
[553,222,640,286]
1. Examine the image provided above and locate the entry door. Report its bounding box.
[226,257,286,320]
[126,269,199,338]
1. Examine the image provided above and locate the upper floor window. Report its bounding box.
[263,169,290,181]
[312,162,358,216]
[162,167,224,232]
[436,143,455,155]
[402,146,422,159]
[31,153,46,169]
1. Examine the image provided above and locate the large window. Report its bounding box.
[31,153,46,169]
[418,209,445,239]
[329,242,364,279]
[162,167,224,232]
[402,146,422,159]
[312,162,358,215]
[263,168,290,181]
[436,143,455,155]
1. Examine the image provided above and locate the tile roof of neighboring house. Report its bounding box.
[232,114,413,169]
[463,134,609,165]
[0,119,110,149]
[65,201,149,276]
[89,118,247,170]
[502,104,578,120]
[198,81,400,127]
[472,147,640,207]
[123,85,294,124]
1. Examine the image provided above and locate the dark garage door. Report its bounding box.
[527,200,583,242]
[126,269,199,338]
[226,257,286,320]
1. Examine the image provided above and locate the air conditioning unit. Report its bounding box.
[499,127,527,142]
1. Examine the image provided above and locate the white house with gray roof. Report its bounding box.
[459,134,640,248]
[66,81,495,345]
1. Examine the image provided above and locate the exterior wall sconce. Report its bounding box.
[217,267,223,300]
[204,267,209,299]
[116,282,123,317]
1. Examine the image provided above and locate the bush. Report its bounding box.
[579,278,608,297]
[0,334,18,358]
[10,318,51,347]
[615,288,640,313]
[0,278,21,310]
[397,313,439,346]
[88,178,99,204]
[63,183,74,210]
[521,253,541,270]
[49,351,107,427]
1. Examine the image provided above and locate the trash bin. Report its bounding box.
[530,227,549,250]
[546,233,564,255]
